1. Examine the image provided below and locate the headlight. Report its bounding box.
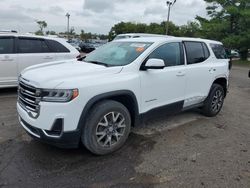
[40,89,79,102]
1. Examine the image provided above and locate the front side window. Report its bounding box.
[184,42,209,64]
[18,38,51,53]
[0,38,14,54]
[148,42,184,67]
[210,44,228,59]
[84,42,152,66]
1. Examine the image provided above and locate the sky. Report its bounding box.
[0,0,208,34]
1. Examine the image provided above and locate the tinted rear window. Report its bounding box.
[0,38,14,54]
[18,38,51,53]
[184,42,210,64]
[210,44,228,59]
[46,40,70,53]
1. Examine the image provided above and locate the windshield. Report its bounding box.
[84,42,152,66]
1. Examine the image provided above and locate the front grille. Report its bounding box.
[18,81,41,117]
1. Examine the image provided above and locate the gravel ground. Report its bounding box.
[0,65,249,188]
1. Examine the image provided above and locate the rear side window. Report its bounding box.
[46,40,70,53]
[184,42,210,64]
[148,42,184,67]
[18,38,51,53]
[0,38,14,54]
[210,44,228,59]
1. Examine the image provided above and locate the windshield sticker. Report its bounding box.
[130,43,147,48]
[136,47,145,52]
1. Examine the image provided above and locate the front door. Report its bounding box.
[140,42,186,113]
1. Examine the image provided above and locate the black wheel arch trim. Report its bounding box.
[77,90,140,132]
[211,76,228,97]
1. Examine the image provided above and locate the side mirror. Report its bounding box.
[141,58,165,70]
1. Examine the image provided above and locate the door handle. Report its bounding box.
[2,59,14,62]
[44,56,53,60]
[176,72,185,77]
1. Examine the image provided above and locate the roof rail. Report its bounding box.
[0,30,18,33]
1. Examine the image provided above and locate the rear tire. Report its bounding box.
[82,100,131,155]
[202,84,225,117]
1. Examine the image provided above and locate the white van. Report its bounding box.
[0,33,80,88]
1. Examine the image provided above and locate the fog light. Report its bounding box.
[44,119,63,137]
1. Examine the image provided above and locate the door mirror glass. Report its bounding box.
[142,58,165,70]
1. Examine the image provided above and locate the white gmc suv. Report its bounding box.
[17,37,230,155]
[0,33,80,88]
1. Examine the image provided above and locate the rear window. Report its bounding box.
[18,38,51,53]
[0,38,14,54]
[210,44,228,59]
[46,40,70,53]
[184,42,210,64]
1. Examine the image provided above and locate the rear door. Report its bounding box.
[183,41,213,107]
[17,37,55,75]
[45,39,74,60]
[0,36,18,86]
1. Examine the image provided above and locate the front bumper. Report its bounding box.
[19,117,81,148]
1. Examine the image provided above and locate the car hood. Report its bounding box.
[20,59,123,88]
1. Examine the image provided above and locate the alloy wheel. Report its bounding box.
[95,112,126,148]
[211,90,223,113]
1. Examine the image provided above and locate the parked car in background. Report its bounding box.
[68,42,81,52]
[113,33,167,40]
[0,33,80,88]
[67,39,81,52]
[79,42,96,53]
[231,49,240,58]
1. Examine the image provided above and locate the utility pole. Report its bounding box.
[166,0,176,35]
[66,13,70,40]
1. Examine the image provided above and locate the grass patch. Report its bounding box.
[232,60,250,67]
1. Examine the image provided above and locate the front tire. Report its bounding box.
[202,84,225,117]
[82,100,131,155]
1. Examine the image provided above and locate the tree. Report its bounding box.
[196,0,250,60]
[108,21,201,41]
[69,27,75,35]
[177,22,201,37]
[46,31,57,35]
[36,21,47,35]
[80,30,85,40]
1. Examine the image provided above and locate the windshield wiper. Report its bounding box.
[85,61,110,67]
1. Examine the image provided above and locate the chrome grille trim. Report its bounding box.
[18,80,41,118]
